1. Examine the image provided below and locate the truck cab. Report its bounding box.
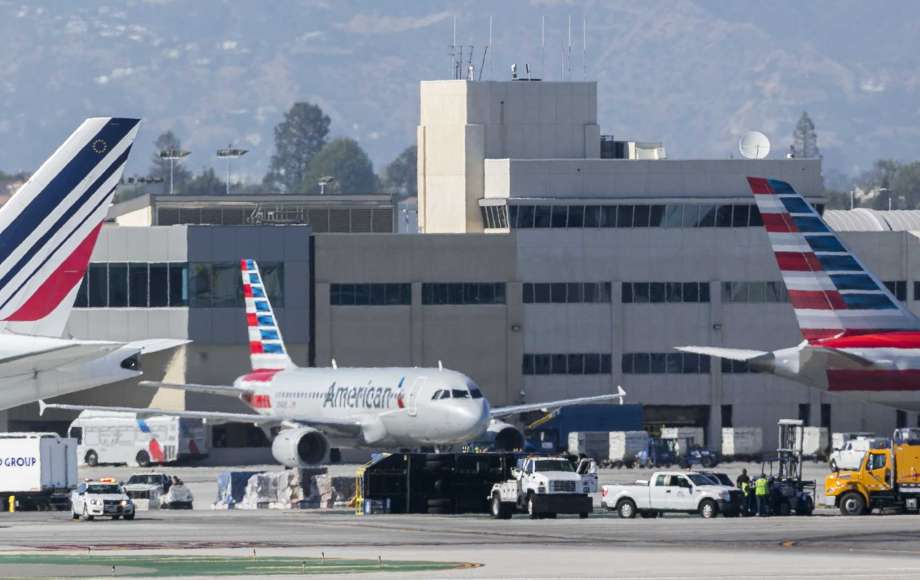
[824,431,920,515]
[71,478,135,521]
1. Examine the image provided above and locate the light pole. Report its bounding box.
[158,148,190,195]
[216,145,248,195]
[879,187,892,211]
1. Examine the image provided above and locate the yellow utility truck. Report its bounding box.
[824,428,920,515]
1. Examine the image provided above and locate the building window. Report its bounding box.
[884,280,907,302]
[522,353,612,375]
[722,281,789,303]
[622,352,710,374]
[721,359,760,373]
[522,282,611,304]
[622,282,709,303]
[506,203,768,230]
[331,283,411,306]
[421,283,506,305]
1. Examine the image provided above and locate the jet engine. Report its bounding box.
[480,420,525,451]
[271,427,329,467]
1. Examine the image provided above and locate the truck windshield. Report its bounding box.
[127,475,161,485]
[533,460,573,472]
[86,484,121,494]
[688,474,716,486]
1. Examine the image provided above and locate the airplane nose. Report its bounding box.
[451,400,490,438]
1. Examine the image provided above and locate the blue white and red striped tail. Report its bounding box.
[749,176,920,342]
[0,117,141,337]
[241,259,294,370]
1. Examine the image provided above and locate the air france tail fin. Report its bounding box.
[0,117,141,337]
[241,259,294,370]
[748,176,920,342]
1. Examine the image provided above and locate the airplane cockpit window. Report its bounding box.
[439,390,451,399]
[431,389,443,400]
[469,387,483,399]
[452,389,470,399]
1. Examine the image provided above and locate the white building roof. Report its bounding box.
[824,209,920,232]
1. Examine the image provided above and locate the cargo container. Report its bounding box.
[721,428,763,460]
[0,433,78,510]
[527,404,643,453]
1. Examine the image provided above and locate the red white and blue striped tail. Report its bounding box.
[241,258,294,371]
[749,176,920,343]
[0,117,141,338]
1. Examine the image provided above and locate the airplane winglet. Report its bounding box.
[38,400,46,416]
[615,385,627,405]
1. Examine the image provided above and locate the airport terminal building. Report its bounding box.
[15,79,920,453]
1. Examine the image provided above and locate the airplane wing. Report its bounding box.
[38,400,363,433]
[138,380,251,397]
[0,343,123,379]
[675,346,769,361]
[127,339,191,355]
[490,387,627,419]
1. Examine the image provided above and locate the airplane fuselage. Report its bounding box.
[234,366,491,448]
[753,332,920,410]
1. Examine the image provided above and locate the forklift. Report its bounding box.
[757,419,815,515]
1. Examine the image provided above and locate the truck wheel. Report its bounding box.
[123,512,135,521]
[491,495,512,519]
[796,497,814,516]
[135,450,151,468]
[71,511,79,520]
[84,450,98,467]
[527,494,539,519]
[699,499,718,519]
[840,492,867,516]
[777,501,791,516]
[617,499,637,519]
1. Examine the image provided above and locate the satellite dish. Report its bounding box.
[738,131,771,160]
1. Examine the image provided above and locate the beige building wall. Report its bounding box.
[418,80,600,234]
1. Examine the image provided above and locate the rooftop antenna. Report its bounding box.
[479,16,491,81]
[525,63,531,80]
[541,15,545,80]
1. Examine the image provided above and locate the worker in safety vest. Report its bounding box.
[736,469,752,516]
[754,475,770,516]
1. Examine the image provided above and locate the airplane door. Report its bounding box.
[407,377,425,417]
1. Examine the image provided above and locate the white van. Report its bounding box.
[68,411,207,467]
[828,437,888,471]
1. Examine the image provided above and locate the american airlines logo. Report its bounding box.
[322,383,395,409]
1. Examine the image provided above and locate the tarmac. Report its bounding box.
[3,461,920,578]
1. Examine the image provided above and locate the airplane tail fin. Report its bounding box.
[748,176,920,342]
[0,117,141,337]
[241,259,294,370]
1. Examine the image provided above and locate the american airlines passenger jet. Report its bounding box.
[44,260,625,466]
[0,117,184,410]
[679,177,920,410]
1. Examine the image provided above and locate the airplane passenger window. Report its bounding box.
[452,389,470,399]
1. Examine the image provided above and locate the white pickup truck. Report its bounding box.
[601,471,741,519]
[489,456,596,519]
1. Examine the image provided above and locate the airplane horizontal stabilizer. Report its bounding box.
[491,386,627,418]
[138,380,250,397]
[675,346,769,362]
[800,346,877,370]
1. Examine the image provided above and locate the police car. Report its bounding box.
[71,478,135,521]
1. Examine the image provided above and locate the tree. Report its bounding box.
[264,102,331,193]
[859,159,900,209]
[183,168,226,196]
[892,162,920,209]
[382,145,417,198]
[302,138,377,194]
[791,112,820,159]
[148,131,191,193]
